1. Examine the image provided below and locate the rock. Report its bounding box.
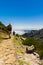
[20,37,25,41]
[26,45,35,53]
[33,52,39,58]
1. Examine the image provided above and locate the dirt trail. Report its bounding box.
[0,36,41,65]
[24,53,41,65]
[0,36,18,65]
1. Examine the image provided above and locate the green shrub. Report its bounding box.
[22,38,43,59]
[16,34,19,37]
[23,38,37,46]
[19,60,24,65]
[39,51,43,59]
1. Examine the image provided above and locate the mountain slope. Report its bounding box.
[22,29,43,39]
[0,22,9,34]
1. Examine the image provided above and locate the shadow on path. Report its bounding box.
[0,37,9,40]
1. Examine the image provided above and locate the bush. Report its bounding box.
[16,34,20,37]
[39,51,43,59]
[23,38,37,46]
[22,38,43,59]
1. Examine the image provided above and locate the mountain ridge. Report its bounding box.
[22,29,43,39]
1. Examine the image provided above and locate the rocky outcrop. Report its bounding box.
[26,45,35,53]
[33,52,39,58]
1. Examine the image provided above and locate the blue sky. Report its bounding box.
[0,0,43,30]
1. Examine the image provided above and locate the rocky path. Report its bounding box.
[0,36,42,65]
[24,53,41,65]
[17,52,41,65]
[0,36,18,65]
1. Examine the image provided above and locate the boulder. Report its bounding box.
[33,52,39,58]
[20,37,26,41]
[26,45,35,53]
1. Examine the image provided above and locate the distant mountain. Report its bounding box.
[23,30,31,33]
[22,29,43,39]
[15,30,31,35]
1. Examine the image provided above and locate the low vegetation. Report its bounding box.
[13,35,30,65]
[0,22,12,39]
[13,35,25,54]
[19,60,24,65]
[22,38,43,59]
[0,32,8,38]
[0,21,7,32]
[19,60,30,65]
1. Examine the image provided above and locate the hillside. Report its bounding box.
[22,29,43,60]
[0,22,7,31]
[0,22,43,65]
[13,35,42,65]
[22,29,43,39]
[0,22,9,34]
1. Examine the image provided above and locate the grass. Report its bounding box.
[13,35,30,65]
[13,35,25,54]
[0,32,8,43]
[19,60,30,65]
[19,60,24,65]
[0,32,8,38]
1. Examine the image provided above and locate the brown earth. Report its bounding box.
[0,36,18,65]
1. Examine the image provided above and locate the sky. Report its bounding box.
[0,0,43,30]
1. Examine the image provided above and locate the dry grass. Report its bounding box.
[0,32,8,38]
[13,36,25,54]
[0,32,8,43]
